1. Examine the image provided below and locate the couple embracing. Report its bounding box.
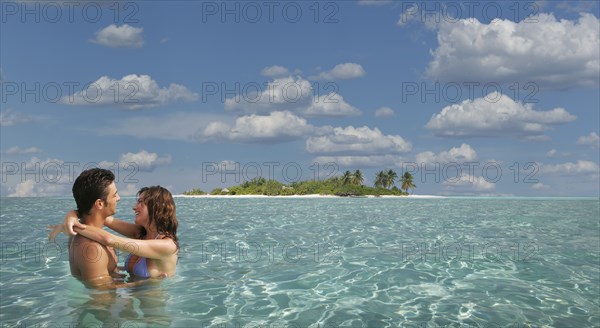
[49,168,179,289]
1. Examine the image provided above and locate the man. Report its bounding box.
[68,168,121,288]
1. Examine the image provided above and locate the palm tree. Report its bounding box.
[385,169,398,189]
[374,170,386,189]
[401,172,416,194]
[352,169,364,186]
[341,170,353,185]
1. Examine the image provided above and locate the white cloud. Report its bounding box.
[306,126,411,155]
[15,157,95,184]
[426,13,600,89]
[315,63,366,80]
[198,111,321,143]
[9,180,35,197]
[5,146,40,155]
[62,74,198,110]
[374,107,394,118]
[261,65,290,77]
[577,132,600,149]
[3,156,70,197]
[21,157,64,172]
[313,155,404,168]
[110,150,172,172]
[218,160,239,171]
[415,144,478,164]
[540,160,600,175]
[200,121,231,140]
[301,93,361,117]
[443,174,496,192]
[425,92,576,139]
[8,180,67,197]
[546,149,557,158]
[224,76,361,118]
[118,184,140,196]
[225,76,313,114]
[397,3,424,28]
[2,153,165,197]
[91,24,144,48]
[102,112,228,141]
[0,109,36,127]
[531,182,550,190]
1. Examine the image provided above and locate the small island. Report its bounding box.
[183,169,416,197]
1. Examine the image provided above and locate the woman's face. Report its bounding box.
[133,192,149,228]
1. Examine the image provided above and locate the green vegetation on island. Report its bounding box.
[182,188,206,195]
[183,169,416,197]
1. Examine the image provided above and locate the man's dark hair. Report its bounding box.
[72,168,115,217]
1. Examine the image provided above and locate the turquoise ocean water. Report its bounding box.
[0,197,599,327]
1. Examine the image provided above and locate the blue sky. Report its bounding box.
[1,0,599,197]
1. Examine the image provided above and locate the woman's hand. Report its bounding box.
[47,224,65,241]
[64,210,86,236]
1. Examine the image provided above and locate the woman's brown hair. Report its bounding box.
[138,186,179,251]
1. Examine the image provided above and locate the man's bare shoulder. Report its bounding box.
[71,234,107,251]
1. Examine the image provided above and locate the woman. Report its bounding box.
[51,186,179,279]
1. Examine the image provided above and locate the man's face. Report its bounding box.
[103,182,120,216]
